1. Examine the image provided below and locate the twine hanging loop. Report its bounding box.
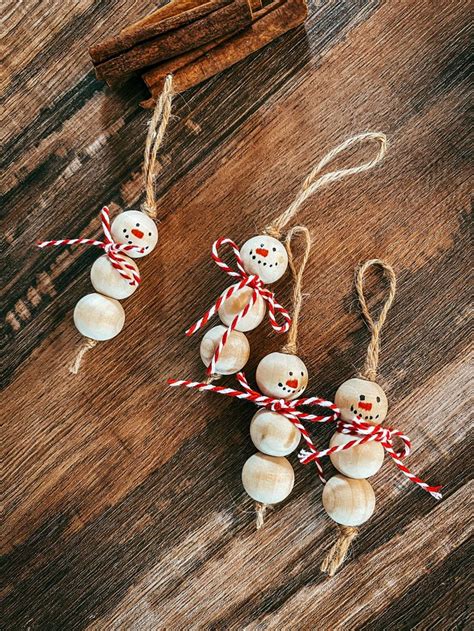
[142,74,174,218]
[355,259,396,381]
[265,132,387,238]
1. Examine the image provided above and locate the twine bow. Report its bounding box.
[299,418,442,499]
[168,371,340,482]
[186,237,292,376]
[37,206,144,286]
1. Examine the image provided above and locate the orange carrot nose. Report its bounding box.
[286,379,298,389]
[256,248,269,257]
[359,401,372,411]
[131,228,144,238]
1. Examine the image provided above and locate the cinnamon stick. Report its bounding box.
[94,0,253,82]
[142,0,307,101]
[90,0,232,64]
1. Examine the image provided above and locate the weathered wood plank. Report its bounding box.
[1,0,470,628]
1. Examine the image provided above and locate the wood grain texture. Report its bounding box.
[1,0,470,629]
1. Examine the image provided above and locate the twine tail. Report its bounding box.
[142,74,174,219]
[255,502,268,529]
[265,131,387,237]
[69,338,97,374]
[281,225,311,355]
[320,526,359,577]
[355,259,396,381]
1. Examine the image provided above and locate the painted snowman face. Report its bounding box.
[240,235,288,284]
[335,378,388,425]
[111,210,158,258]
[256,352,308,400]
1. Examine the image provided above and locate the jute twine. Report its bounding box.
[70,75,174,374]
[256,225,311,530]
[264,132,387,240]
[321,259,396,576]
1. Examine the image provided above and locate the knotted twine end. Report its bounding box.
[69,338,97,374]
[320,525,359,576]
[255,502,270,529]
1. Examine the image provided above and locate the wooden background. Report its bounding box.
[2,0,471,628]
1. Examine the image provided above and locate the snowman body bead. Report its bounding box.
[111,210,158,258]
[322,474,376,526]
[199,325,250,375]
[242,453,295,504]
[250,409,300,456]
[73,293,125,341]
[218,285,266,332]
[90,254,139,300]
[240,235,288,284]
[329,432,384,479]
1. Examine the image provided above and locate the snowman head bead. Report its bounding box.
[111,210,158,258]
[335,377,388,425]
[256,351,308,400]
[240,235,288,284]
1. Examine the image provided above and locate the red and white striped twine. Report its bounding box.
[299,418,442,499]
[168,371,340,482]
[168,374,442,498]
[37,206,144,286]
[185,237,291,375]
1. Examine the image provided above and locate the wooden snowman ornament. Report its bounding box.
[185,132,388,381]
[242,346,310,525]
[37,76,174,373]
[299,259,442,576]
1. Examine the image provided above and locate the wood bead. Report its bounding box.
[322,474,376,526]
[110,210,158,258]
[329,431,384,479]
[199,325,250,374]
[73,293,125,341]
[218,284,266,332]
[240,235,288,284]
[90,254,139,300]
[241,453,294,504]
[335,377,388,425]
[256,351,308,400]
[250,409,300,456]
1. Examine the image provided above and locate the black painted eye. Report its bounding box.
[360,395,365,401]
[260,243,264,247]
[148,232,152,236]
[250,250,253,254]
[289,371,293,376]
[301,371,304,376]
[272,247,276,252]
[123,228,126,233]
[376,396,381,402]
[275,262,278,266]
[136,223,140,227]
